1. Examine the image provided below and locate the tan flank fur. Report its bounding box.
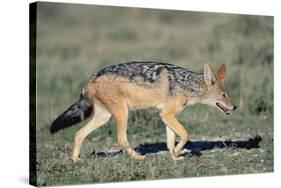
[51,62,237,161]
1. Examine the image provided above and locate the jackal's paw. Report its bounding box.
[171,155,185,161]
[72,156,81,163]
[132,153,145,160]
[172,154,184,161]
[127,148,145,160]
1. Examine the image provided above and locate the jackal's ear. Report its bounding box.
[216,64,226,81]
[204,64,217,85]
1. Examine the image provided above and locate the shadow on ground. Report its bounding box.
[92,135,262,158]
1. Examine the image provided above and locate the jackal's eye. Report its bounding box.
[222,94,226,97]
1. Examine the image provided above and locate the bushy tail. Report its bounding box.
[50,95,94,134]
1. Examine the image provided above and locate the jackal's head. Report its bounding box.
[201,64,237,115]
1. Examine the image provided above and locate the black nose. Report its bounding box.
[233,105,237,111]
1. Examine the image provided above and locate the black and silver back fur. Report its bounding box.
[97,61,204,94]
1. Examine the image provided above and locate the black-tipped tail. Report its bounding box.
[50,96,94,134]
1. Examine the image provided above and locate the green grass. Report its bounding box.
[34,2,273,186]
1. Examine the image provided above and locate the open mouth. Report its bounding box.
[216,103,230,115]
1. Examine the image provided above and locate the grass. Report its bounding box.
[33,2,273,186]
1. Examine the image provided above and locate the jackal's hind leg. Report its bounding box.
[72,105,111,162]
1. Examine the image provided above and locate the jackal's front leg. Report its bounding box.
[166,126,176,155]
[161,113,189,160]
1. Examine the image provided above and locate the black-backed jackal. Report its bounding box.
[50,62,237,161]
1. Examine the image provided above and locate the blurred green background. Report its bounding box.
[34,2,273,186]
